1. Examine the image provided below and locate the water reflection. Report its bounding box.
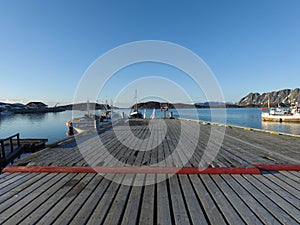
[1,108,300,143]
[262,121,300,135]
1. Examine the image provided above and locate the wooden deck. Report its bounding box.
[1,133,48,170]
[0,119,299,224]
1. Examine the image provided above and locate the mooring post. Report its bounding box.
[1,141,5,158]
[10,137,13,153]
[17,133,20,148]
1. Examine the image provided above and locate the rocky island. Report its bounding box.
[239,88,300,107]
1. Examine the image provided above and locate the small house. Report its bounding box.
[26,102,48,109]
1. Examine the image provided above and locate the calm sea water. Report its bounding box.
[1,108,300,143]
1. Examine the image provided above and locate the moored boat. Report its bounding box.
[129,110,143,119]
[129,90,143,119]
[67,114,101,134]
[262,105,300,122]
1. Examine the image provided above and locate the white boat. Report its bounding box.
[129,90,143,119]
[262,105,300,122]
[67,114,102,134]
[0,105,13,116]
[0,110,13,116]
[150,108,155,119]
[129,110,143,119]
[67,101,124,134]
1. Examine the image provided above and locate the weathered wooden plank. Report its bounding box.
[224,126,300,156]
[156,174,172,225]
[102,125,146,167]
[121,174,145,225]
[0,173,74,224]
[122,124,148,166]
[244,174,300,223]
[289,171,300,178]
[39,174,107,225]
[67,175,110,223]
[2,173,84,225]
[189,174,226,224]
[0,172,38,194]
[222,174,280,225]
[264,172,300,200]
[178,174,209,225]
[156,137,166,167]
[170,120,192,167]
[86,133,126,167]
[0,173,48,205]
[274,171,300,192]
[281,171,300,182]
[211,175,263,224]
[139,174,155,225]
[0,172,20,183]
[103,174,135,225]
[222,130,300,164]
[177,120,205,167]
[201,174,245,224]
[164,122,183,167]
[20,173,95,224]
[163,127,177,167]
[234,175,299,225]
[168,175,191,225]
[132,126,150,167]
[86,174,125,225]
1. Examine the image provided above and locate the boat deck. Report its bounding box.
[0,119,299,224]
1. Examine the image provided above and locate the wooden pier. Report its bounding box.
[0,134,48,170]
[0,119,299,224]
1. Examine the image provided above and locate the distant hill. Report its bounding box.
[131,101,194,109]
[131,101,240,109]
[238,88,300,107]
[59,103,114,111]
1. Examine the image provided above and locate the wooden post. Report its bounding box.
[10,137,13,153]
[1,141,5,158]
[17,133,20,148]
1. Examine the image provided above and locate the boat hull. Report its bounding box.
[262,112,300,122]
[129,110,143,119]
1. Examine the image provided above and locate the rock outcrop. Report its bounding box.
[238,88,300,107]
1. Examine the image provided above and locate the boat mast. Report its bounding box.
[267,93,270,109]
[134,89,138,112]
[87,99,90,116]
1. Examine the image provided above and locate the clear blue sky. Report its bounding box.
[0,0,299,107]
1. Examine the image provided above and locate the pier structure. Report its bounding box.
[0,133,48,170]
[0,119,299,224]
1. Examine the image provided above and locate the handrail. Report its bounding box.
[0,133,20,142]
[0,133,20,158]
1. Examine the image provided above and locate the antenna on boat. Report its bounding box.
[110,99,113,113]
[87,99,90,116]
[134,89,138,111]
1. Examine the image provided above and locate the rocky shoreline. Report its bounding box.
[239,88,300,107]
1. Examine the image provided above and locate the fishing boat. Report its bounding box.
[67,100,124,134]
[0,109,13,116]
[101,100,123,121]
[129,90,143,119]
[129,109,143,119]
[67,114,100,134]
[262,105,300,122]
[66,100,102,134]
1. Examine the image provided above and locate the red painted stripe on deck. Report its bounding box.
[253,164,300,171]
[2,166,261,174]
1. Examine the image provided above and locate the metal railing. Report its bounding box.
[0,133,21,160]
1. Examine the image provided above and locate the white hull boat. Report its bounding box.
[262,106,300,122]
